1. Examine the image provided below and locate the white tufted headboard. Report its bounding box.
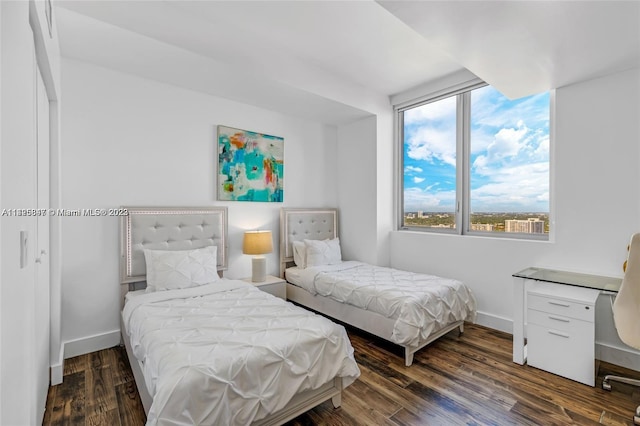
[279,208,338,277]
[120,206,228,291]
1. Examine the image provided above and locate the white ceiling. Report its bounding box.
[55,0,640,124]
[378,0,640,99]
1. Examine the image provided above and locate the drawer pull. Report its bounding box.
[548,301,570,307]
[548,330,570,338]
[548,315,570,322]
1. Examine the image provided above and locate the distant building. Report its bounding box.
[505,218,545,233]
[471,223,494,231]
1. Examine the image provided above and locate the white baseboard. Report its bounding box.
[50,345,64,385]
[474,311,640,372]
[63,329,121,359]
[597,341,640,372]
[474,310,512,334]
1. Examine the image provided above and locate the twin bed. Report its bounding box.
[279,208,476,366]
[119,207,360,425]
[119,206,476,425]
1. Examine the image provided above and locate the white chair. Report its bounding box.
[603,233,640,425]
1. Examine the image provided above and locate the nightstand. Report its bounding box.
[243,275,286,300]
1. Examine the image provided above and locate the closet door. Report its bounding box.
[34,65,50,424]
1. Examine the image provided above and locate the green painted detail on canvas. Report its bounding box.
[244,151,265,180]
[238,189,271,202]
[274,162,283,178]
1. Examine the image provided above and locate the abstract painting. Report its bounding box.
[217,125,284,202]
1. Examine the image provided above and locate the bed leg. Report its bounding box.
[331,392,342,408]
[459,323,464,336]
[405,349,414,367]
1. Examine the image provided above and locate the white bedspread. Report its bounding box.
[122,279,360,426]
[290,261,476,347]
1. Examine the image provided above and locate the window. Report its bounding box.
[398,83,551,239]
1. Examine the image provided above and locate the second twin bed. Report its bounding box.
[280,208,477,366]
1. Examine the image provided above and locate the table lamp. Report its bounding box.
[243,230,273,282]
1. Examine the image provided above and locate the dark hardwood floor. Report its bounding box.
[44,323,640,425]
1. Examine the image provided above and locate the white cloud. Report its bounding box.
[537,192,549,202]
[424,182,439,191]
[403,96,456,125]
[471,120,550,176]
[534,135,549,158]
[404,165,423,174]
[472,88,549,131]
[470,162,549,211]
[476,160,548,180]
[470,129,494,154]
[473,154,488,170]
[406,127,456,166]
[404,187,456,211]
[488,122,528,159]
[414,177,425,184]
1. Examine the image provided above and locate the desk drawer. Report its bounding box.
[527,308,591,333]
[527,293,595,322]
[527,322,595,386]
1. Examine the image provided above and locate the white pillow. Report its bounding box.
[144,245,219,292]
[292,240,307,268]
[304,238,342,267]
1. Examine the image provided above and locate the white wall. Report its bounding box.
[335,108,394,268]
[1,4,37,422]
[29,0,64,387]
[375,111,394,266]
[337,116,379,264]
[60,59,340,351]
[0,1,61,422]
[389,67,640,367]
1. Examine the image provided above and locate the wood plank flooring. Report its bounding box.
[43,323,640,425]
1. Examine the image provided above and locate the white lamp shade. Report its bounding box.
[242,231,273,255]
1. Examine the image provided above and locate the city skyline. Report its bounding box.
[404,211,549,234]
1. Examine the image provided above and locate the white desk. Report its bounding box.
[512,267,622,385]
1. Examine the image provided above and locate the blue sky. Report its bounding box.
[403,86,550,213]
